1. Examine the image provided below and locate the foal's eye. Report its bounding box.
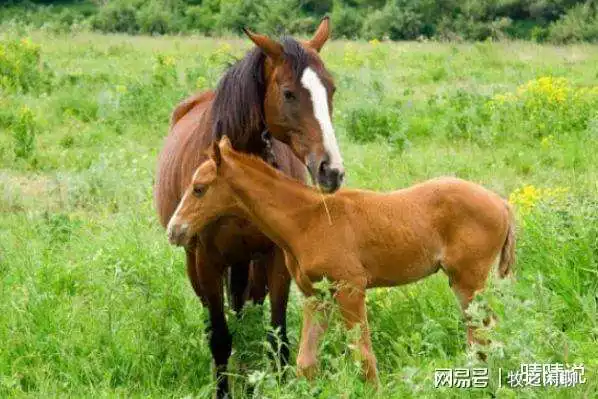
[282,89,296,101]
[193,185,205,197]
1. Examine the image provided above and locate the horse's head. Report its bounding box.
[244,18,344,192]
[167,137,239,247]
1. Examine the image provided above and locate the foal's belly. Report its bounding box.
[366,259,441,288]
[361,244,441,288]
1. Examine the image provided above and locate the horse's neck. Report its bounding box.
[228,163,317,252]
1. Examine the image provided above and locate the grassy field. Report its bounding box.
[1,29,597,398]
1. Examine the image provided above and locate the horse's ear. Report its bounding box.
[211,140,222,167]
[243,27,283,62]
[307,16,330,52]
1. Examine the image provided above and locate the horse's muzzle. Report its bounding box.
[317,160,345,193]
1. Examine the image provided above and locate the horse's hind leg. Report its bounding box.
[336,285,379,386]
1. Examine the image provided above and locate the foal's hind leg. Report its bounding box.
[336,285,379,386]
[445,256,495,347]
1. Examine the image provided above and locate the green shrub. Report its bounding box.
[548,3,598,43]
[486,77,598,141]
[330,0,364,39]
[138,1,176,35]
[13,105,36,160]
[346,106,407,150]
[0,37,52,93]
[91,0,140,34]
[184,4,217,34]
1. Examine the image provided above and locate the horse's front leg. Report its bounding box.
[296,297,329,380]
[262,246,292,368]
[336,284,379,386]
[196,256,232,399]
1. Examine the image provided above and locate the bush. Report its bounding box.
[548,3,598,43]
[91,0,140,34]
[346,106,407,150]
[138,1,176,34]
[184,4,217,34]
[486,77,598,141]
[13,105,36,160]
[0,37,52,93]
[330,0,364,39]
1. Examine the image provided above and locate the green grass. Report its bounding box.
[1,29,597,398]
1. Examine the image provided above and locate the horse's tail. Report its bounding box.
[498,202,516,278]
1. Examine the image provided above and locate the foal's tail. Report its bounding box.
[498,203,516,278]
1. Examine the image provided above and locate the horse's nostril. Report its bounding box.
[338,170,345,183]
[319,160,329,174]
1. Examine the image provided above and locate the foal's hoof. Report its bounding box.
[297,363,318,380]
[476,350,488,362]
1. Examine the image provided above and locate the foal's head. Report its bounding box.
[167,137,242,247]
[246,18,344,192]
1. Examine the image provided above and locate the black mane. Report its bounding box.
[210,37,311,155]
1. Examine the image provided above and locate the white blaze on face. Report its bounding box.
[300,67,343,169]
[166,189,190,235]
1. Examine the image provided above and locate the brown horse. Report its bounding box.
[167,137,516,385]
[154,18,343,398]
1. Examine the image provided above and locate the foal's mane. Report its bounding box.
[224,146,316,193]
[210,37,312,154]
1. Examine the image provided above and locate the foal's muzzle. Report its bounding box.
[167,222,190,247]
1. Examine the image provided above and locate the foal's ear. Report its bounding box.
[243,27,283,62]
[211,140,222,167]
[307,16,330,53]
[219,135,233,151]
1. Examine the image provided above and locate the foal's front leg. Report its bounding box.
[296,297,329,379]
[336,286,379,386]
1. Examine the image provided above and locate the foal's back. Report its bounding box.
[335,177,510,287]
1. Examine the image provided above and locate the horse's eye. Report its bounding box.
[283,89,296,101]
[193,185,205,197]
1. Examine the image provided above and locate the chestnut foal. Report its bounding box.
[168,137,516,384]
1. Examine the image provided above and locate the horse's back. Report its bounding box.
[155,91,215,228]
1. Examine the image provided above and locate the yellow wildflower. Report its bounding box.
[196,76,207,89]
[115,84,127,94]
[540,135,553,149]
[509,184,570,216]
[163,56,176,67]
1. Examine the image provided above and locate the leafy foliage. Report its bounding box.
[2,0,598,42]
